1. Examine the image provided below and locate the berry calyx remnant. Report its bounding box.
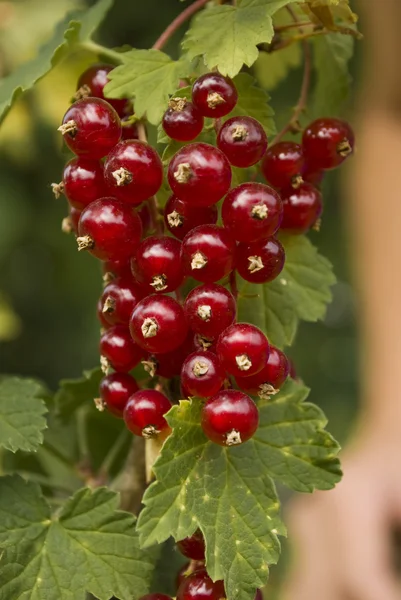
[124,389,171,438]
[217,116,268,168]
[192,72,238,118]
[201,390,259,446]
[261,141,304,190]
[99,372,139,417]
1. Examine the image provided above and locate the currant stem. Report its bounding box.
[152,0,210,50]
[80,40,124,64]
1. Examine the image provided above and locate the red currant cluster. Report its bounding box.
[54,67,354,450]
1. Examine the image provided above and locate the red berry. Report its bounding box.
[76,63,130,117]
[124,389,171,438]
[280,183,322,234]
[192,72,238,118]
[121,117,140,140]
[131,235,184,293]
[181,351,226,398]
[176,563,205,591]
[177,530,206,561]
[130,295,188,354]
[217,323,269,377]
[168,143,231,207]
[97,297,111,329]
[143,333,194,379]
[102,259,132,279]
[59,98,121,159]
[302,117,355,170]
[77,197,142,261]
[68,206,82,234]
[62,157,107,209]
[236,237,285,284]
[302,163,324,187]
[104,140,163,205]
[100,275,143,326]
[163,97,204,142]
[164,195,218,240]
[222,182,282,243]
[261,141,304,189]
[181,225,235,283]
[100,325,143,372]
[139,596,173,600]
[177,569,226,600]
[184,283,236,339]
[235,345,289,397]
[201,389,258,446]
[193,334,217,355]
[99,372,139,417]
[217,116,267,168]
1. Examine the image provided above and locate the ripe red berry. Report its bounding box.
[121,117,140,140]
[131,235,184,293]
[162,97,204,141]
[99,372,139,417]
[184,283,236,339]
[100,275,143,326]
[123,389,171,438]
[164,195,218,240]
[59,98,121,159]
[217,116,267,168]
[176,563,205,591]
[77,197,142,261]
[302,163,324,187]
[177,530,206,561]
[236,237,285,284]
[130,295,188,354]
[235,345,289,398]
[139,596,173,600]
[181,351,226,398]
[104,140,163,205]
[68,206,82,234]
[76,63,130,117]
[100,325,143,372]
[181,225,236,283]
[261,141,304,189]
[217,323,269,377]
[168,143,231,207]
[62,157,108,209]
[201,389,259,446]
[102,259,132,279]
[280,183,322,234]
[143,333,194,379]
[222,182,282,243]
[97,297,111,329]
[302,117,355,170]
[192,72,238,118]
[177,569,226,600]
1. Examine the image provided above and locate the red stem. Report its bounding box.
[153,0,210,51]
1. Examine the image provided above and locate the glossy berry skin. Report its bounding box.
[59,98,121,159]
[164,195,218,240]
[121,117,139,140]
[222,182,282,243]
[139,595,173,600]
[146,333,195,379]
[184,283,236,339]
[177,569,226,600]
[177,530,206,561]
[162,98,204,142]
[280,183,323,234]
[168,143,231,207]
[302,163,324,187]
[76,63,130,117]
[69,206,82,234]
[130,295,188,354]
[181,351,226,398]
[63,157,107,209]
[201,390,259,446]
[100,275,143,326]
[236,346,289,397]
[261,141,304,189]
[302,117,355,170]
[99,372,139,417]
[102,259,132,279]
[217,323,269,377]
[123,389,171,438]
[236,237,285,284]
[192,72,238,118]
[131,236,184,293]
[181,225,236,283]
[217,116,267,168]
[104,140,163,205]
[100,325,143,372]
[78,197,142,261]
[97,297,111,329]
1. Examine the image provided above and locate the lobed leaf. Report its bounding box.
[55,367,103,421]
[225,73,276,136]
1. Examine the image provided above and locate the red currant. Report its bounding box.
[68,206,82,234]
[280,183,322,234]
[131,236,184,293]
[100,325,143,372]
[59,98,121,159]
[181,225,235,283]
[99,372,139,417]
[76,63,130,117]
[176,563,205,591]
[62,157,107,209]
[217,323,269,377]
[77,197,142,261]
[181,351,225,398]
[184,283,236,339]
[102,259,132,279]
[130,295,188,354]
[121,117,140,140]
[177,530,206,561]
[143,333,194,379]
[302,163,324,187]
[104,140,163,205]
[97,297,111,329]
[222,182,282,243]
[302,117,355,170]
[217,116,267,168]
[192,72,238,118]
[124,389,171,438]
[201,389,258,446]
[235,345,289,398]
[261,141,304,189]
[100,275,143,326]
[177,569,226,600]
[162,97,204,142]
[164,195,218,240]
[168,143,231,207]
[193,334,217,355]
[236,237,285,284]
[139,596,173,600]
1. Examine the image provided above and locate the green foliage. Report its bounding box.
[226,73,276,136]
[138,379,341,600]
[55,367,103,421]
[0,476,155,600]
[254,44,301,91]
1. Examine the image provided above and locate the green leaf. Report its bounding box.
[254,44,301,91]
[55,367,103,421]
[138,379,341,600]
[0,0,114,124]
[0,377,47,453]
[182,0,295,78]
[0,476,155,600]
[225,73,276,136]
[104,49,190,125]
